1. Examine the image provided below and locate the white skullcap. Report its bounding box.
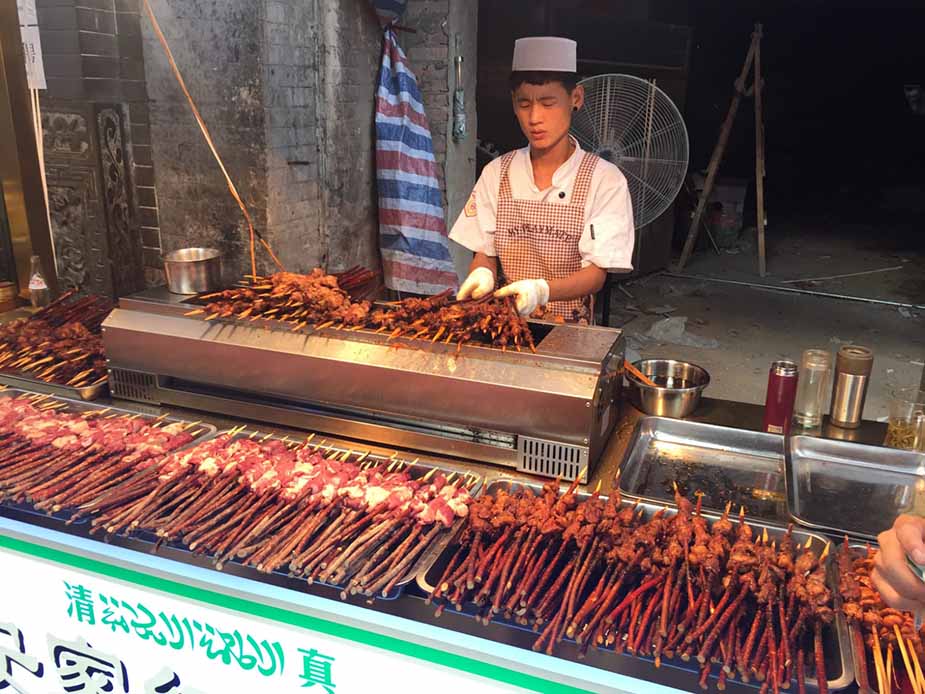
[512,37,577,73]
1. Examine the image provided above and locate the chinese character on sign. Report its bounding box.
[298,648,335,693]
[49,636,129,694]
[0,622,44,689]
[144,667,206,694]
[65,582,96,625]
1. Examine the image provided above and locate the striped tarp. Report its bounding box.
[375,28,458,294]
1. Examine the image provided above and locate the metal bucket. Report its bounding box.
[626,358,710,418]
[162,248,222,294]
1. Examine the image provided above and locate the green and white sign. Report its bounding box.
[0,520,686,694]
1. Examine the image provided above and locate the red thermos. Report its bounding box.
[763,360,799,435]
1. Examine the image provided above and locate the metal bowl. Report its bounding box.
[163,247,223,295]
[626,358,711,418]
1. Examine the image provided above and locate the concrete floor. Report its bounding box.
[678,212,925,307]
[610,273,925,421]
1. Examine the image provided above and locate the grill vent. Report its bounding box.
[108,368,159,404]
[517,436,589,483]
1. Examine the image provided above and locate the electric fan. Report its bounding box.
[571,74,689,229]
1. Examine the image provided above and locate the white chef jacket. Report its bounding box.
[450,139,635,271]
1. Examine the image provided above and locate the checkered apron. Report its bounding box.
[493,150,600,322]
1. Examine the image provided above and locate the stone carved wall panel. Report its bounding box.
[48,185,88,290]
[41,112,91,158]
[97,105,143,296]
[41,103,114,298]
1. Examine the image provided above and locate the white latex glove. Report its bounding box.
[457,266,495,300]
[494,279,550,316]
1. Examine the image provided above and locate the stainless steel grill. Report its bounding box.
[103,288,625,481]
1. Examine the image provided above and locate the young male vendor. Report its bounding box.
[450,37,634,322]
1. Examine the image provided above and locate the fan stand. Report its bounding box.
[678,23,767,276]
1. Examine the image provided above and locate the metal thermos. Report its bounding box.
[829,345,874,429]
[763,360,799,435]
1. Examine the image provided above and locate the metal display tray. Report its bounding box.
[0,371,108,401]
[619,417,787,523]
[123,428,485,601]
[786,436,925,541]
[0,388,217,526]
[417,476,854,692]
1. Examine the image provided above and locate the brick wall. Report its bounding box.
[397,0,477,280]
[71,0,477,285]
[401,1,450,209]
[316,1,381,272]
[142,0,268,282]
[263,0,324,270]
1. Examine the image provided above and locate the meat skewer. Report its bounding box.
[189,268,536,354]
[0,396,473,602]
[837,540,925,694]
[0,292,111,387]
[426,482,837,693]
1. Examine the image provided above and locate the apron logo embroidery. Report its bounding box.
[464,192,477,218]
[506,225,572,242]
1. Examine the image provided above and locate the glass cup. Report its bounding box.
[793,349,832,429]
[884,387,925,452]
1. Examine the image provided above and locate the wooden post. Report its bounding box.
[753,24,767,276]
[677,31,759,270]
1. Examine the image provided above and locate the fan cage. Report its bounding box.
[571,74,689,230]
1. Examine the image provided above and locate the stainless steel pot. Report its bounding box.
[626,358,710,418]
[162,248,223,295]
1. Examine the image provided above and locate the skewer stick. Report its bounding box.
[624,359,658,387]
[888,644,894,692]
[422,467,437,481]
[182,420,201,431]
[819,542,831,561]
[894,625,920,694]
[872,627,888,694]
[908,638,925,694]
